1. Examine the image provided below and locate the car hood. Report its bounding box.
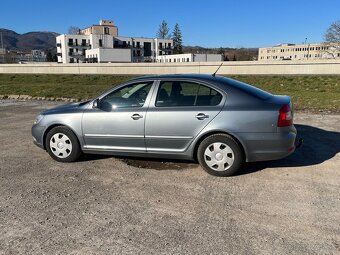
[42,101,90,115]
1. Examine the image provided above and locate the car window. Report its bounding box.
[156,81,222,107]
[99,82,153,111]
[219,77,273,100]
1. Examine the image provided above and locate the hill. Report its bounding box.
[183,46,258,61]
[0,29,59,51]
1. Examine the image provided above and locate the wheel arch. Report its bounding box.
[192,130,248,162]
[43,124,80,150]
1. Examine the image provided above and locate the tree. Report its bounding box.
[218,47,226,60]
[46,49,53,62]
[68,26,80,35]
[325,21,340,42]
[156,20,170,39]
[232,54,237,61]
[45,48,57,62]
[172,23,183,54]
[218,47,225,55]
[324,20,340,58]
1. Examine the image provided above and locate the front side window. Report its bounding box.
[99,82,153,111]
[156,81,222,107]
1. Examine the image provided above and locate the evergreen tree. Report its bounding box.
[156,20,170,39]
[233,54,237,61]
[172,23,183,54]
[218,47,225,55]
[46,49,53,62]
[218,47,225,60]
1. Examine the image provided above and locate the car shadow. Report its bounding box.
[79,154,112,162]
[236,124,340,176]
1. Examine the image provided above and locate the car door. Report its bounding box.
[145,80,225,153]
[82,81,155,152]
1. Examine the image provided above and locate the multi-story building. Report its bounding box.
[258,43,340,61]
[156,53,223,63]
[56,20,173,63]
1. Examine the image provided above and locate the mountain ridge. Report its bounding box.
[0,28,59,51]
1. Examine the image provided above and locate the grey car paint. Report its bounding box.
[32,74,296,163]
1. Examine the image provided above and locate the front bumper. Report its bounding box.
[31,124,45,149]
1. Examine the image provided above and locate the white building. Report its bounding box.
[31,50,46,61]
[56,20,173,63]
[258,43,340,61]
[156,53,223,63]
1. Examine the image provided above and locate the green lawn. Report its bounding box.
[0,74,339,112]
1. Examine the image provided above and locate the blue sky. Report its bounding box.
[0,0,339,48]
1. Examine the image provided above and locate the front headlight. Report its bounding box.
[33,114,44,125]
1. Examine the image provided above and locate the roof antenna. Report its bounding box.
[212,63,223,77]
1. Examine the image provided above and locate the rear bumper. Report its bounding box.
[239,126,297,162]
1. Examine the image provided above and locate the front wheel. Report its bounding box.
[197,134,243,177]
[45,126,82,162]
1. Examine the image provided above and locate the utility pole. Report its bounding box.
[304,38,310,60]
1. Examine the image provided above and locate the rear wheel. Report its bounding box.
[197,134,243,177]
[45,126,81,162]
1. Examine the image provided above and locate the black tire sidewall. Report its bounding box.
[45,126,81,162]
[197,134,243,177]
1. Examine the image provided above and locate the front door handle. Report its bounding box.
[195,113,209,120]
[131,113,143,120]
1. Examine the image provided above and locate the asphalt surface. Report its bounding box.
[0,100,339,255]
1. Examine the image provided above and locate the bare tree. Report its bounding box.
[323,21,340,58]
[68,26,80,35]
[325,21,340,42]
[156,20,170,39]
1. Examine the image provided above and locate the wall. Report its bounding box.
[1,59,340,75]
[86,48,131,63]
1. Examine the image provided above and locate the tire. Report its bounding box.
[45,126,82,162]
[197,134,243,177]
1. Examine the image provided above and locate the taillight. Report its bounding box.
[278,104,293,127]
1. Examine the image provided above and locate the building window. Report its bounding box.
[99,39,103,47]
[104,27,109,35]
[187,58,190,62]
[68,39,73,46]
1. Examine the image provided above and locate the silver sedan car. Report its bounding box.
[32,74,297,176]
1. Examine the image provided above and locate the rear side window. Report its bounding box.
[220,77,273,100]
[156,81,222,107]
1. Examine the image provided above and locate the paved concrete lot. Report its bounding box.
[0,100,339,254]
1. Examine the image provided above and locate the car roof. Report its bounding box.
[129,74,223,83]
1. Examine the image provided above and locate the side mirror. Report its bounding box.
[92,99,99,109]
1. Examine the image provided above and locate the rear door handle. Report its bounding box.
[131,113,143,120]
[195,113,209,120]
